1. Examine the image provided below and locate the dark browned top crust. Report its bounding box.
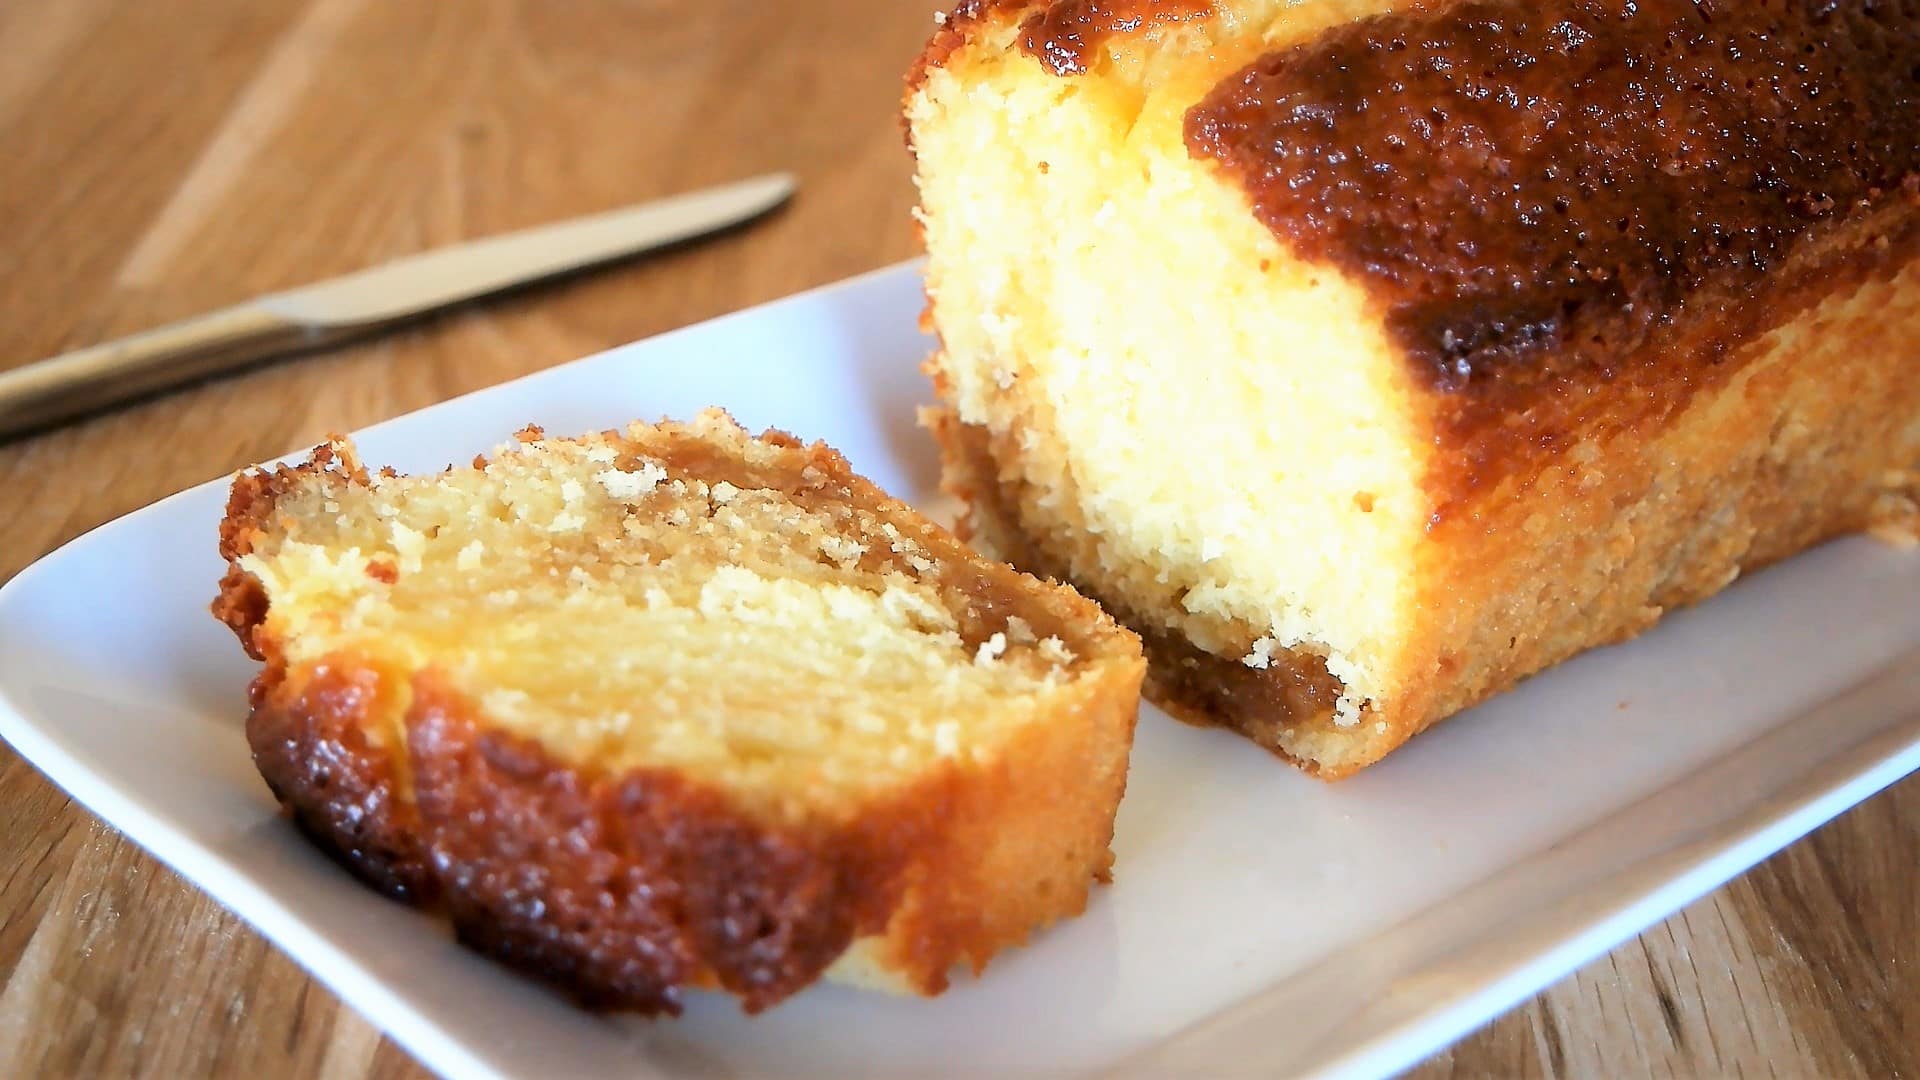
[1186,0,1920,391]
[909,0,1031,94]
[908,0,1209,89]
[1016,0,1211,75]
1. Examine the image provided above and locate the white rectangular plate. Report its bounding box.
[2,262,1916,1080]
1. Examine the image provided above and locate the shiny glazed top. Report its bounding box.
[1184,0,1920,388]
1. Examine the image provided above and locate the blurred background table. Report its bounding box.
[0,2,1912,1076]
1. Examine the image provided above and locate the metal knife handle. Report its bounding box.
[0,305,328,440]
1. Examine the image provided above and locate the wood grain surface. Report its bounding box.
[0,2,1913,1077]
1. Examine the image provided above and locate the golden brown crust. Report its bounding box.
[818,679,1134,987]
[405,674,914,1013]
[237,652,904,1013]
[1434,208,1920,525]
[245,662,437,902]
[213,420,1144,1013]
[1388,258,1920,744]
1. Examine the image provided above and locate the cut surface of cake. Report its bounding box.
[908,0,1920,777]
[212,410,1144,1014]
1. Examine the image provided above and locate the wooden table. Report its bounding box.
[0,2,1912,1076]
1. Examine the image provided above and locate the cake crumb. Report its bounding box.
[560,479,586,503]
[1242,637,1278,669]
[933,720,960,757]
[711,481,740,504]
[455,540,484,572]
[596,463,668,501]
[548,511,586,533]
[1038,636,1074,665]
[819,535,867,565]
[975,632,1009,666]
[880,523,933,566]
[979,311,1019,354]
[881,585,954,630]
[389,523,427,575]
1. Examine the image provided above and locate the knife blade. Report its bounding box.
[0,172,796,440]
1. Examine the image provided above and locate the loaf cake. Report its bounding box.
[212,410,1144,1013]
[908,0,1920,777]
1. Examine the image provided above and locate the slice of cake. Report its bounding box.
[907,0,1920,777]
[212,410,1144,1014]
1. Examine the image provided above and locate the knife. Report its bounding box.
[0,172,796,440]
